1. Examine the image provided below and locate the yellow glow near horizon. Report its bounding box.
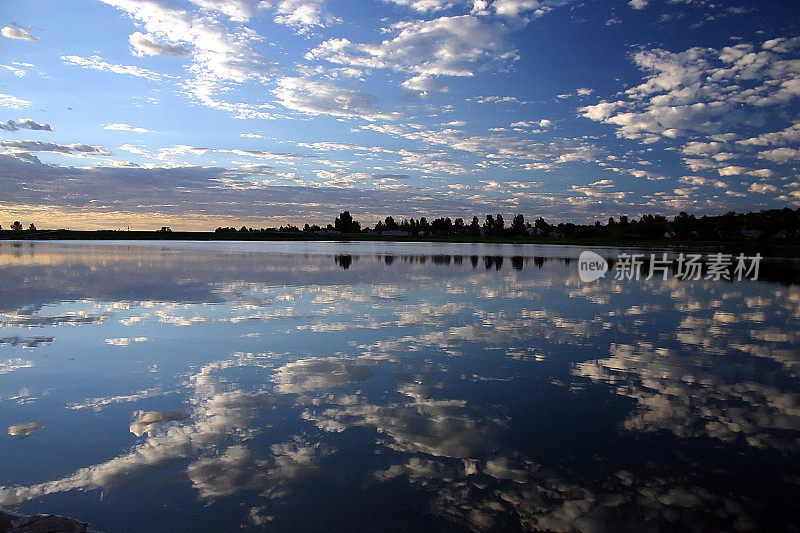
[0,204,322,232]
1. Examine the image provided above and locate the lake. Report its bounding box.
[1,240,799,531]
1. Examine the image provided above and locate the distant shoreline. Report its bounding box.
[2,229,799,256]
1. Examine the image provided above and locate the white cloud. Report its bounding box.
[1,26,38,42]
[580,38,800,141]
[717,165,746,176]
[100,0,274,115]
[105,123,149,133]
[748,182,777,194]
[272,357,373,394]
[0,93,30,109]
[628,0,648,9]
[739,121,800,147]
[0,119,52,132]
[0,358,33,374]
[401,74,449,95]
[383,0,460,12]
[273,0,336,33]
[129,32,190,57]
[188,0,266,22]
[1,140,110,157]
[273,77,397,121]
[105,336,148,346]
[510,119,551,128]
[129,410,188,437]
[0,62,32,77]
[757,147,800,164]
[306,15,512,94]
[67,388,164,411]
[490,0,575,21]
[61,55,170,82]
[475,95,531,104]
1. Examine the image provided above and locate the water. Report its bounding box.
[1,240,799,531]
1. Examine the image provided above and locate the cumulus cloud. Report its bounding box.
[188,0,266,22]
[129,31,190,57]
[739,121,800,147]
[628,0,648,9]
[748,182,777,194]
[303,383,497,457]
[573,335,800,451]
[186,445,267,498]
[129,410,189,437]
[757,147,800,163]
[579,38,800,141]
[306,15,512,94]
[1,25,38,42]
[105,123,149,133]
[383,0,460,12]
[273,77,396,120]
[272,357,373,394]
[0,119,52,132]
[273,0,337,33]
[490,0,576,20]
[99,0,275,116]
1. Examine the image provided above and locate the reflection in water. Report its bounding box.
[129,411,189,437]
[7,422,43,437]
[0,241,799,530]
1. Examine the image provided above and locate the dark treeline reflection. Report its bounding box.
[336,253,800,282]
[347,254,540,270]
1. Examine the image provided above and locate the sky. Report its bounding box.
[1,0,799,230]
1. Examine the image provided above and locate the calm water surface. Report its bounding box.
[1,240,799,531]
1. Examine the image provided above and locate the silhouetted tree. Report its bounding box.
[28,223,36,232]
[534,217,550,233]
[483,214,495,236]
[418,217,430,234]
[673,211,696,236]
[469,216,481,237]
[431,217,452,235]
[511,214,526,236]
[11,221,23,231]
[494,214,505,235]
[335,211,360,233]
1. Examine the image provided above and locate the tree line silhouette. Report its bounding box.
[215,208,800,242]
[5,207,800,243]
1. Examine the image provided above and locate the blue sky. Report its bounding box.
[1,0,799,230]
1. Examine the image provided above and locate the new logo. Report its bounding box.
[578,250,608,282]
